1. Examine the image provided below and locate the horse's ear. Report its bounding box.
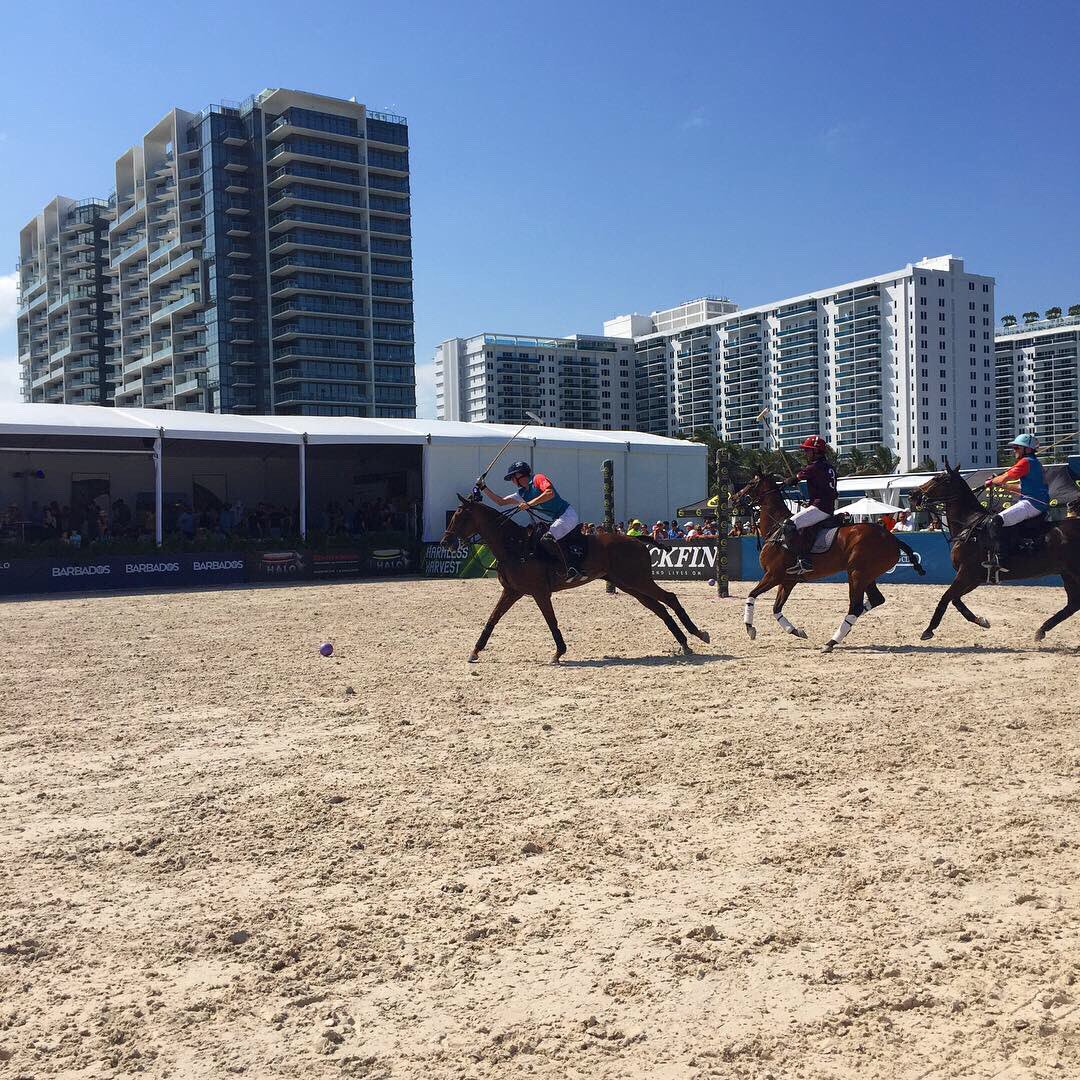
[456,493,468,504]
[943,456,951,472]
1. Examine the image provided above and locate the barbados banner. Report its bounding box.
[423,542,496,578]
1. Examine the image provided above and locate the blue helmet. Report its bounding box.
[503,460,532,481]
[1010,433,1038,451]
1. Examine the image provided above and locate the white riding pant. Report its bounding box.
[544,505,580,540]
[998,499,1042,526]
[791,505,830,530]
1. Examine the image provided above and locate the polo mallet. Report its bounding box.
[756,406,799,482]
[472,411,544,498]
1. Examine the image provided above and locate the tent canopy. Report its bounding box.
[841,496,902,517]
[0,402,705,453]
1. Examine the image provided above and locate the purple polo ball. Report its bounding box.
[707,579,717,587]
[319,642,334,657]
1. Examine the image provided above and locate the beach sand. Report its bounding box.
[2,578,1077,1078]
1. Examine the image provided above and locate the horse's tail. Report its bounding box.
[893,534,926,576]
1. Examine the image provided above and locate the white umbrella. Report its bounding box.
[841,496,901,517]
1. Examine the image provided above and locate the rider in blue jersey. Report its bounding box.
[984,432,1049,570]
[478,460,582,581]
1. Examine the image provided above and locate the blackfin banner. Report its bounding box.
[650,540,737,581]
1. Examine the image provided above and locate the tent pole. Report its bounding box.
[154,429,163,548]
[299,434,308,541]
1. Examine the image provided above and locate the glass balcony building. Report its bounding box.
[17,89,414,418]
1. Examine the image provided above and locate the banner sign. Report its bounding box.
[0,547,418,596]
[423,543,495,578]
[0,552,249,595]
[651,539,740,581]
[734,533,1059,586]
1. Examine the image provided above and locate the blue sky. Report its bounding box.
[2,0,1077,413]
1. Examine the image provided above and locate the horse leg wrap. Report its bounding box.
[830,613,859,645]
[743,597,755,626]
[775,612,796,634]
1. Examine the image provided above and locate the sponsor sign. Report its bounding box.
[0,553,249,595]
[650,540,736,581]
[423,543,495,578]
[311,550,363,578]
[366,547,413,575]
[247,549,309,582]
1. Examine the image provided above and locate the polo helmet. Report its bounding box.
[503,460,533,481]
[1009,433,1038,451]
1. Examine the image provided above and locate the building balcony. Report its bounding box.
[151,290,202,323]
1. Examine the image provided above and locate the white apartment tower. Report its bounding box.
[17,196,117,405]
[995,314,1080,461]
[435,334,636,429]
[604,256,997,469]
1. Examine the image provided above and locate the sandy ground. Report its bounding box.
[1,577,1078,1080]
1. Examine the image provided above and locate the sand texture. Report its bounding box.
[2,578,1078,1079]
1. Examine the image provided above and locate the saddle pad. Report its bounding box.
[811,527,840,555]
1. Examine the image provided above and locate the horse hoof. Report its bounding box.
[793,628,808,639]
[920,630,934,641]
[682,644,694,656]
[977,617,991,629]
[745,624,757,641]
[697,629,710,644]
[821,641,836,653]
[1034,629,1046,642]
[467,653,480,664]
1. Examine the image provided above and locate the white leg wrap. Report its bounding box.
[743,598,756,626]
[831,613,859,644]
[775,613,796,633]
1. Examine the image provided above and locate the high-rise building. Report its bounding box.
[603,255,997,469]
[18,88,415,417]
[434,333,636,429]
[437,256,997,471]
[18,196,118,405]
[995,314,1080,462]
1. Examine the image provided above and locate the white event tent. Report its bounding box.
[0,404,706,544]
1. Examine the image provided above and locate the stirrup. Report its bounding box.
[787,558,811,577]
[565,566,582,582]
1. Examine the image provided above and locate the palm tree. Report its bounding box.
[917,455,938,472]
[1069,304,1080,319]
[1001,313,1017,328]
[1046,306,1062,321]
[868,445,900,475]
[840,446,869,476]
[1023,311,1040,324]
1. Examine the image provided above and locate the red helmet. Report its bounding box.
[801,435,827,452]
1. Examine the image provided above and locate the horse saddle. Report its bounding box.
[1002,514,1052,557]
[526,523,588,564]
[809,513,852,554]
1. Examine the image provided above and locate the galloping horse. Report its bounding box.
[733,473,924,651]
[909,463,1080,641]
[441,495,710,663]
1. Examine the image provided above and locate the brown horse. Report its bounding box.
[909,464,1080,642]
[441,496,710,663]
[733,473,924,652]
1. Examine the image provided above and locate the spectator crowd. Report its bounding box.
[1,494,416,549]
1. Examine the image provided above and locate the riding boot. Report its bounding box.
[541,532,581,582]
[783,521,811,576]
[982,514,1006,583]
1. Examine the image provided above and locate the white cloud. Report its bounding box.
[0,271,20,403]
[820,121,858,148]
[681,107,707,131]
